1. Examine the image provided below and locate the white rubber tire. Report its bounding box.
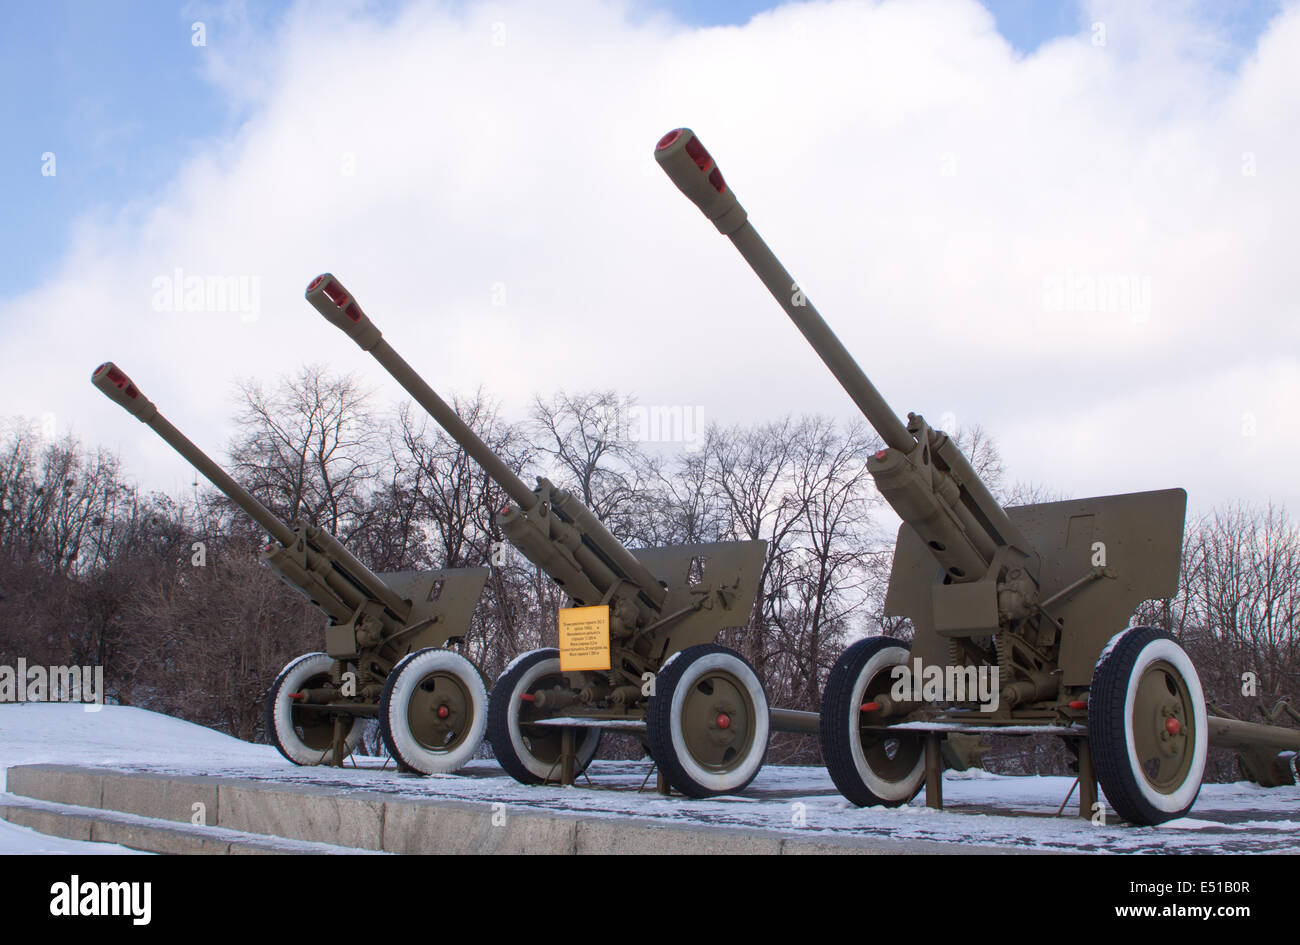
[267,652,364,766]
[848,643,926,804]
[819,637,926,807]
[1091,627,1207,824]
[487,649,601,784]
[379,649,487,775]
[648,644,769,798]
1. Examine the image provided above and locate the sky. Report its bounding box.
[1,0,1296,516]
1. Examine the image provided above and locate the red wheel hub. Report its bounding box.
[1165,716,1181,735]
[716,713,731,730]
[437,705,450,719]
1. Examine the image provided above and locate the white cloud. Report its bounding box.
[5,0,1297,513]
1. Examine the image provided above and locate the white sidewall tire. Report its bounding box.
[847,644,926,803]
[381,649,487,775]
[665,650,769,795]
[269,652,363,766]
[1120,638,1208,815]
[504,653,600,782]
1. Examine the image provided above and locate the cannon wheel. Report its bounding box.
[379,648,487,775]
[646,644,769,798]
[1090,626,1208,826]
[819,637,925,807]
[486,648,601,785]
[266,652,364,766]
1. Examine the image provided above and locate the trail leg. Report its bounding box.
[1078,737,1098,820]
[560,727,576,786]
[925,734,944,810]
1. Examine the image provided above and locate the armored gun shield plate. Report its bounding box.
[630,539,768,649]
[378,567,490,653]
[884,489,1187,686]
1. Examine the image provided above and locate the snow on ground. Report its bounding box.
[0,819,144,855]
[0,703,271,855]
[3,703,1299,854]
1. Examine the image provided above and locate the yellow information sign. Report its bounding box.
[558,605,611,672]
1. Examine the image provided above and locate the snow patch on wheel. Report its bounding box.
[1096,626,1140,670]
[500,648,539,679]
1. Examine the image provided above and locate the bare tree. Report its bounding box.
[228,365,381,539]
[527,390,659,541]
[779,418,883,707]
[1188,503,1300,696]
[380,392,543,677]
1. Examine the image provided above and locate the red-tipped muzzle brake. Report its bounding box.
[305,273,382,351]
[654,128,748,235]
[90,362,158,422]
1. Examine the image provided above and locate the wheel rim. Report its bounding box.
[292,672,336,750]
[1130,658,1196,795]
[516,669,582,766]
[406,670,474,753]
[852,657,923,783]
[678,668,757,775]
[498,652,601,781]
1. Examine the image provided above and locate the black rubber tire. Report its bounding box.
[646,644,769,798]
[1090,626,1207,826]
[819,637,925,808]
[486,648,601,785]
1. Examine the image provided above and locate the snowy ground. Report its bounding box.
[2,703,1298,854]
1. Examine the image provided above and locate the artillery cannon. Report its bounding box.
[304,274,814,796]
[91,362,490,775]
[656,127,1300,824]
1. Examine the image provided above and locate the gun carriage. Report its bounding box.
[305,275,823,796]
[91,363,489,774]
[655,127,1300,824]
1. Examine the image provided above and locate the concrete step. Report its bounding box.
[5,763,1022,854]
[0,793,383,855]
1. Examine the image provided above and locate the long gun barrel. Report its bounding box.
[655,129,1034,582]
[300,282,535,511]
[92,362,296,547]
[90,362,410,622]
[304,275,668,613]
[653,130,916,454]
